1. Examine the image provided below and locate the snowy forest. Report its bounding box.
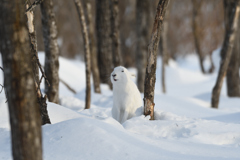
[0,0,240,159]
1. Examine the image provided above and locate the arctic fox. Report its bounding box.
[111,66,142,123]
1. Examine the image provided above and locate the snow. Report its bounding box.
[0,51,240,160]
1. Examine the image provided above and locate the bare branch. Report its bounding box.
[60,78,77,94]
[0,84,3,93]
[0,66,7,102]
[33,54,50,87]
[0,66,3,72]
[26,0,44,13]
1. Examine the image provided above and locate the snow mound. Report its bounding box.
[59,96,85,112]
[47,102,82,124]
[1,52,240,160]
[42,117,163,160]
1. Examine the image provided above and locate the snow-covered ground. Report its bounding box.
[0,51,240,160]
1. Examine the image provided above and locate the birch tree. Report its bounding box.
[160,2,170,94]
[26,1,51,125]
[74,0,91,109]
[224,0,240,97]
[144,0,170,120]
[40,0,60,104]
[211,0,240,108]
[84,0,101,93]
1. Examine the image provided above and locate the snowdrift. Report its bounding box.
[0,52,239,160]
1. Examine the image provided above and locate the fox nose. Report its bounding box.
[112,74,116,77]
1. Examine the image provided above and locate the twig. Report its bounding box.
[26,0,44,13]
[0,67,3,72]
[0,84,3,93]
[33,54,50,87]
[60,78,77,94]
[0,66,7,103]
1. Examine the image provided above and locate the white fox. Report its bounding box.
[111,66,143,123]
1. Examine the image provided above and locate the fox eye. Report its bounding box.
[122,70,124,72]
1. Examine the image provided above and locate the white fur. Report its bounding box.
[111,66,143,123]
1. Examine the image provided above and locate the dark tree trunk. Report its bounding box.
[40,0,60,104]
[84,0,101,94]
[26,2,51,125]
[136,0,151,93]
[227,26,240,97]
[192,0,206,74]
[144,0,170,120]
[96,0,113,87]
[225,0,240,97]
[211,1,240,108]
[74,0,92,109]
[0,1,42,159]
[110,0,122,67]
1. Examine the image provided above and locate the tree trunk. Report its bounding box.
[84,0,101,94]
[74,0,92,109]
[0,1,42,159]
[144,0,170,120]
[160,1,171,65]
[211,1,240,108]
[192,0,206,74]
[110,0,122,67]
[96,0,113,87]
[40,0,60,104]
[226,26,240,97]
[225,0,240,97]
[161,35,166,94]
[26,2,51,125]
[160,4,170,94]
[208,51,215,73]
[136,0,151,93]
